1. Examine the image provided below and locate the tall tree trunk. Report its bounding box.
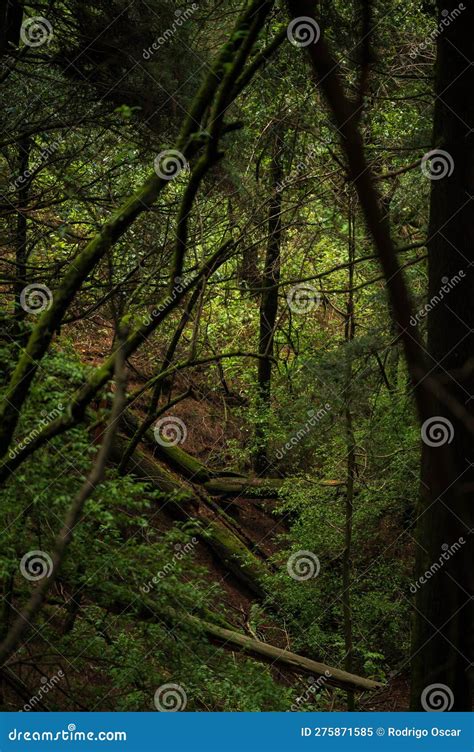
[254,130,283,473]
[343,196,356,711]
[0,0,23,54]
[410,0,474,711]
[14,135,30,326]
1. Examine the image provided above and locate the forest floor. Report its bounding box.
[56,320,412,711]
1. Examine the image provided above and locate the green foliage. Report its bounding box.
[0,352,290,710]
[262,386,418,680]
[0,0,438,711]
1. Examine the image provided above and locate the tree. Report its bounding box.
[255,125,284,472]
[410,0,474,711]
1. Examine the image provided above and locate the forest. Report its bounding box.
[0,0,472,715]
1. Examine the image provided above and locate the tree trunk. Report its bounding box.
[0,0,23,54]
[14,135,30,326]
[120,409,212,483]
[110,435,269,597]
[410,0,474,711]
[92,589,383,692]
[254,129,283,473]
[342,197,356,711]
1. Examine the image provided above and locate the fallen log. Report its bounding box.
[122,410,346,496]
[111,437,196,506]
[110,435,268,597]
[113,429,272,558]
[189,613,383,692]
[204,477,284,498]
[93,589,382,693]
[121,411,212,482]
[204,477,347,498]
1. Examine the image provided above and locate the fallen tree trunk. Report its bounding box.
[204,477,347,498]
[92,588,382,693]
[110,436,268,597]
[204,477,285,498]
[189,612,382,692]
[120,411,213,483]
[113,428,273,557]
[110,436,197,508]
[122,411,345,496]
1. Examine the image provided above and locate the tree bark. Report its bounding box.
[254,129,284,473]
[120,410,212,483]
[110,436,269,597]
[93,590,383,692]
[14,135,30,327]
[410,0,474,711]
[342,196,356,711]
